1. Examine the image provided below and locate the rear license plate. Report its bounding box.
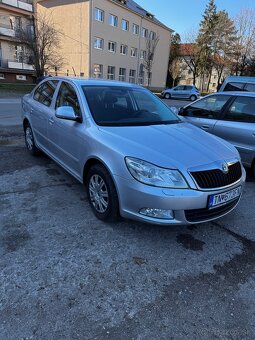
[208,186,242,209]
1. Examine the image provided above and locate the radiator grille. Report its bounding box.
[190,162,242,189]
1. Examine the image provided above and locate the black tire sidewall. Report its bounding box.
[86,164,119,221]
[164,93,171,99]
[24,123,39,156]
[190,95,197,101]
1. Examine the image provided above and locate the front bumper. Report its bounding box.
[114,170,246,225]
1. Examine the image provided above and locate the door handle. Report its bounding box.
[30,108,34,114]
[201,125,209,130]
[49,117,54,125]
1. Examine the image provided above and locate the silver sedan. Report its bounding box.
[21,78,246,225]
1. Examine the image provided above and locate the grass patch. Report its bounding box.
[0,83,35,93]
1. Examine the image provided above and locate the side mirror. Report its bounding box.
[55,106,82,122]
[178,107,186,116]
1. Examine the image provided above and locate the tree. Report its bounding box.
[143,32,159,88]
[169,58,181,87]
[232,8,255,75]
[196,0,218,91]
[212,11,237,85]
[18,13,65,78]
[167,32,181,87]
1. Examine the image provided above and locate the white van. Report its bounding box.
[218,76,255,92]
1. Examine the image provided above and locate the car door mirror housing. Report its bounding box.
[55,106,82,122]
[178,107,186,116]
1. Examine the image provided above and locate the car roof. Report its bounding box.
[213,91,255,97]
[45,76,144,89]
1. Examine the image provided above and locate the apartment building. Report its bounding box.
[0,0,35,83]
[37,0,173,90]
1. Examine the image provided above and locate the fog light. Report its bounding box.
[139,208,174,219]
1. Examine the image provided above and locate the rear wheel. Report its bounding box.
[164,93,171,99]
[86,164,119,222]
[24,122,40,156]
[190,95,197,101]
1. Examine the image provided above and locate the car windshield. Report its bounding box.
[82,86,180,126]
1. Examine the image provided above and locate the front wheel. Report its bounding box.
[24,122,40,156]
[190,95,197,101]
[86,164,119,222]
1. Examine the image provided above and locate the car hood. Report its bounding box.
[98,122,238,170]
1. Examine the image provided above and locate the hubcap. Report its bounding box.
[25,127,33,150]
[89,174,109,213]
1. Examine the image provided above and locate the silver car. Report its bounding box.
[22,78,245,225]
[179,92,255,177]
[161,85,200,101]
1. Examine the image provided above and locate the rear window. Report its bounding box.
[244,83,255,92]
[223,82,244,92]
[224,96,255,123]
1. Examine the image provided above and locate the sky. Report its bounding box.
[134,0,255,40]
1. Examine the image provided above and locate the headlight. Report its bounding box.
[125,157,188,188]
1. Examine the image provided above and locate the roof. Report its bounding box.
[112,0,173,32]
[43,76,145,88]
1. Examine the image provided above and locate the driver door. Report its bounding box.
[47,81,84,176]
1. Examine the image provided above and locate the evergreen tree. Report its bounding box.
[196,0,218,91]
[167,33,181,87]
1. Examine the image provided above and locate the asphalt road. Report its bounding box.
[0,98,255,339]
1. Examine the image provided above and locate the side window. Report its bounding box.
[223,82,244,91]
[185,86,192,90]
[174,86,185,91]
[56,82,81,117]
[185,95,231,119]
[223,96,255,123]
[244,83,255,92]
[33,80,59,107]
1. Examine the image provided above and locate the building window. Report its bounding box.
[140,50,146,59]
[94,37,104,49]
[15,45,25,62]
[93,64,103,78]
[119,68,126,81]
[108,41,117,53]
[109,14,118,27]
[121,19,129,31]
[0,73,5,79]
[141,27,148,38]
[95,8,104,22]
[149,31,156,40]
[133,23,139,35]
[107,66,115,80]
[120,44,128,55]
[131,47,137,57]
[129,69,136,83]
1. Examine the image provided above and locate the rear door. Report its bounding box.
[183,94,232,133]
[29,80,59,150]
[213,96,255,166]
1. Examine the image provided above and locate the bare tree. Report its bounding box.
[232,8,255,75]
[143,33,160,88]
[169,58,181,86]
[17,13,65,78]
[180,38,202,86]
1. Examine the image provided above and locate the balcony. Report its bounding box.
[0,58,34,71]
[0,0,33,12]
[0,24,16,37]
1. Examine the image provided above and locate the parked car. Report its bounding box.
[22,78,245,225]
[218,76,255,92]
[178,92,255,176]
[161,85,200,101]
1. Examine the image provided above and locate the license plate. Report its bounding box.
[208,186,242,209]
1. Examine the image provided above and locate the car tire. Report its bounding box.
[190,95,197,101]
[164,93,171,99]
[86,164,119,222]
[24,122,40,156]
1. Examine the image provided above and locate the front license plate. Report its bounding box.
[208,186,242,209]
